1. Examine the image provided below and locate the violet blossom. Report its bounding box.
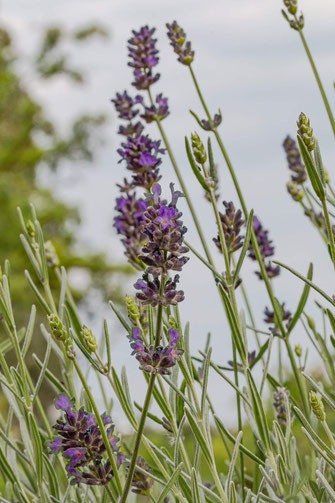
[213,201,244,255]
[48,396,123,486]
[248,216,280,280]
[138,183,189,275]
[128,327,183,375]
[114,193,149,269]
[128,26,160,90]
[117,134,164,190]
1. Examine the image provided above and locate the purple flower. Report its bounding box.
[65,448,85,462]
[139,93,169,123]
[128,327,145,354]
[48,437,62,453]
[283,135,307,184]
[111,91,140,121]
[256,261,280,280]
[114,193,149,268]
[213,201,244,255]
[201,112,222,131]
[248,216,280,280]
[48,398,123,485]
[55,395,72,411]
[134,273,185,307]
[131,456,154,495]
[138,184,189,275]
[250,217,275,258]
[128,327,183,375]
[118,121,144,137]
[102,413,112,424]
[166,21,194,65]
[264,303,291,325]
[118,135,164,190]
[128,26,160,90]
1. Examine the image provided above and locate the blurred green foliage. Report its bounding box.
[0,23,131,400]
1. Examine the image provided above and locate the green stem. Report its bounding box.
[321,198,335,268]
[119,372,156,503]
[73,359,122,495]
[296,25,335,137]
[120,278,165,503]
[201,170,245,496]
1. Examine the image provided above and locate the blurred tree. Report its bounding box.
[0,24,131,401]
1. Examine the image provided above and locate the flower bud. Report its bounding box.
[26,219,35,238]
[65,338,76,360]
[191,133,207,164]
[306,315,316,331]
[131,456,154,496]
[168,316,177,329]
[295,344,302,357]
[310,391,326,421]
[297,112,315,151]
[81,325,98,352]
[273,387,292,426]
[287,181,303,202]
[166,21,194,65]
[283,0,297,15]
[126,295,140,325]
[289,13,304,30]
[162,416,173,433]
[48,314,67,342]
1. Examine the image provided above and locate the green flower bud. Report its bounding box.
[26,219,35,238]
[294,344,302,357]
[168,316,177,329]
[306,316,316,331]
[297,112,315,151]
[310,391,326,421]
[126,295,140,325]
[65,338,76,360]
[289,13,304,31]
[81,325,98,352]
[287,181,304,202]
[48,314,67,342]
[283,0,297,15]
[191,133,207,165]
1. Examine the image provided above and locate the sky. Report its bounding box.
[2,0,335,426]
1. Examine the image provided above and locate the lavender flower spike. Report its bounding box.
[114,193,149,269]
[138,93,170,123]
[166,21,194,65]
[131,456,154,495]
[213,201,244,255]
[283,135,307,184]
[48,397,123,485]
[134,273,185,307]
[128,26,160,90]
[128,327,183,375]
[117,134,164,190]
[139,183,189,275]
[111,91,140,121]
[248,216,280,280]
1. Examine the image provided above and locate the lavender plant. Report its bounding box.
[1,2,335,502]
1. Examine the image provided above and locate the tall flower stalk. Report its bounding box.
[282,0,335,137]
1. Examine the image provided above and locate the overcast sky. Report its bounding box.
[2,0,335,425]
